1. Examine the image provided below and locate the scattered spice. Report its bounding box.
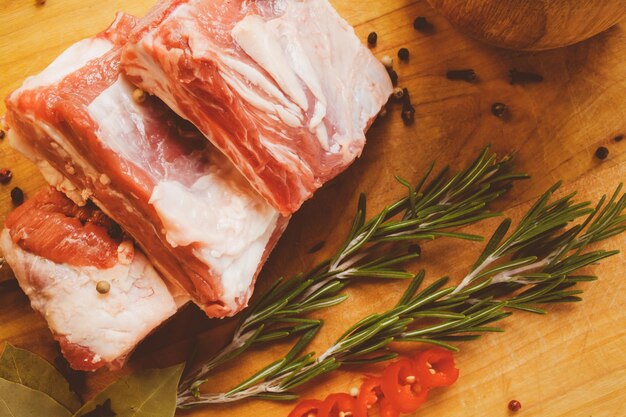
[509,69,543,85]
[392,87,404,101]
[308,241,325,254]
[387,68,398,86]
[36,0,46,5]
[491,102,508,118]
[0,130,5,140]
[367,32,378,46]
[96,280,111,294]
[401,88,415,126]
[0,168,12,185]
[446,69,477,83]
[595,146,609,160]
[408,244,421,256]
[508,400,522,412]
[413,16,434,33]
[397,48,410,61]
[381,55,393,69]
[614,134,624,142]
[10,187,24,206]
[132,88,146,103]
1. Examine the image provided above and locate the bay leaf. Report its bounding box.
[74,364,184,417]
[0,377,72,417]
[0,343,81,412]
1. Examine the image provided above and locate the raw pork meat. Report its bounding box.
[5,14,287,318]
[122,0,392,214]
[0,187,185,371]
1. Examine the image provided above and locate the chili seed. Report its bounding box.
[387,68,398,86]
[508,400,522,412]
[614,134,624,142]
[10,187,24,206]
[367,32,378,46]
[397,48,410,61]
[413,16,434,33]
[381,55,393,69]
[595,146,609,160]
[96,280,111,294]
[510,69,543,85]
[491,102,508,118]
[446,69,477,83]
[0,130,5,140]
[0,169,12,185]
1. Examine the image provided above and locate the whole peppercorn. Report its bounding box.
[397,48,410,61]
[387,69,398,86]
[132,88,146,103]
[367,32,378,46]
[0,130,5,140]
[508,400,522,412]
[413,16,434,33]
[11,187,24,206]
[0,169,12,185]
[491,102,508,118]
[96,280,111,294]
[381,55,393,69]
[595,146,609,160]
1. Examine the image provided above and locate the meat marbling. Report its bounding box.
[0,187,186,371]
[5,13,288,318]
[122,0,392,215]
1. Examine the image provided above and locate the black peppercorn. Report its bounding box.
[446,69,477,83]
[413,16,434,33]
[11,187,24,206]
[508,400,522,412]
[614,134,624,142]
[397,48,410,61]
[401,88,415,126]
[0,169,12,185]
[595,146,609,160]
[387,68,398,86]
[0,130,5,140]
[367,32,377,46]
[491,102,508,118]
[510,69,543,85]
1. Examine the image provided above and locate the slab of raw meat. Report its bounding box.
[5,13,288,318]
[0,187,185,371]
[122,0,392,215]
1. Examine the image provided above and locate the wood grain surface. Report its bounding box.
[1,1,625,416]
[427,0,626,50]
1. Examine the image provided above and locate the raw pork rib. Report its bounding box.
[0,187,184,371]
[5,14,287,318]
[122,0,392,215]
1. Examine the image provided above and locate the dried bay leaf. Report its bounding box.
[74,364,184,417]
[0,378,72,417]
[0,343,81,412]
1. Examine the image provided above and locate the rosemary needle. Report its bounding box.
[177,147,526,401]
[177,182,626,406]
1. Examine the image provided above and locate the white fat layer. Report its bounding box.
[149,175,279,311]
[0,230,177,363]
[12,38,113,98]
[7,129,87,206]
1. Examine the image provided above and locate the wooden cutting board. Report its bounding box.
[1,1,625,416]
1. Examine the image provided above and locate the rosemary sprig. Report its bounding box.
[177,147,525,399]
[177,183,626,406]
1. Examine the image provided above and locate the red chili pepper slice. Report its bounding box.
[318,393,358,417]
[355,377,382,417]
[288,399,323,417]
[379,397,401,417]
[414,348,459,388]
[380,359,429,413]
